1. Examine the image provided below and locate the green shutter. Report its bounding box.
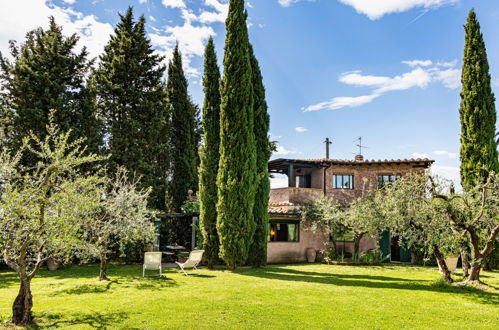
[380,230,390,262]
[154,219,162,251]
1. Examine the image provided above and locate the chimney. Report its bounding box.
[324,138,332,159]
[355,154,364,161]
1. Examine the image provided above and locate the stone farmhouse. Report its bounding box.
[266,149,434,264]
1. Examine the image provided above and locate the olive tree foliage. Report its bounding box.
[301,197,344,257]
[379,174,460,282]
[343,183,387,255]
[0,116,103,326]
[84,167,155,281]
[301,180,386,257]
[428,173,499,285]
[379,172,499,284]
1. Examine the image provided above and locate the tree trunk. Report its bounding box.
[12,277,33,326]
[353,233,365,260]
[460,248,469,277]
[467,256,482,282]
[433,246,453,282]
[99,254,110,281]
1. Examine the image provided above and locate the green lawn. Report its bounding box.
[0,263,498,329]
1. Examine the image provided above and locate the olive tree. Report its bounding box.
[428,173,499,285]
[302,180,385,258]
[343,184,386,256]
[380,173,499,284]
[84,167,155,281]
[0,118,102,326]
[379,174,459,282]
[301,197,344,257]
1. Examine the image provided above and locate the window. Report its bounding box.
[333,175,354,189]
[269,220,299,242]
[378,174,401,188]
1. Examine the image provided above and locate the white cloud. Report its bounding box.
[402,60,433,67]
[436,60,458,68]
[433,150,457,159]
[150,22,215,77]
[162,0,186,9]
[412,152,429,158]
[150,0,227,77]
[247,2,253,8]
[295,127,308,133]
[138,0,148,3]
[274,145,301,156]
[304,94,380,112]
[278,0,316,7]
[304,59,460,111]
[196,0,229,24]
[340,67,432,93]
[63,0,77,4]
[433,67,461,89]
[0,0,113,61]
[430,165,460,185]
[338,0,459,20]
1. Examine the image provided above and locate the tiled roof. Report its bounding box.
[270,157,434,165]
[269,157,434,173]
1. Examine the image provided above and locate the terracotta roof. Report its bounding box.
[269,157,434,173]
[270,157,433,164]
[268,207,300,216]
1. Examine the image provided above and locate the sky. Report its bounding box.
[1,0,498,189]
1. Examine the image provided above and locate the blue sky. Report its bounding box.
[1,0,499,188]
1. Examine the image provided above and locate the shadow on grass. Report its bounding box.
[127,276,178,290]
[0,271,19,289]
[33,311,134,329]
[239,266,499,306]
[52,280,116,296]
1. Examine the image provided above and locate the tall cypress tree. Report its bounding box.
[460,9,499,191]
[217,1,256,269]
[199,38,221,268]
[92,8,169,210]
[0,17,101,164]
[247,44,271,267]
[165,45,198,213]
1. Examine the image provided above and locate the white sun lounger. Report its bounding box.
[143,252,163,277]
[175,250,205,276]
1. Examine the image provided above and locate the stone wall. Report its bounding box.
[324,163,426,202]
[269,187,323,206]
[267,227,328,263]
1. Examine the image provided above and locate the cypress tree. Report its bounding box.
[0,17,101,164]
[460,9,499,190]
[92,8,169,210]
[247,44,271,267]
[199,38,221,268]
[165,45,198,213]
[217,1,256,269]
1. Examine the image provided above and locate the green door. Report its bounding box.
[400,240,411,263]
[380,231,390,262]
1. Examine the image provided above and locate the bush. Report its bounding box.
[118,239,150,264]
[484,242,499,270]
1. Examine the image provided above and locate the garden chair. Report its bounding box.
[176,250,205,276]
[143,252,163,277]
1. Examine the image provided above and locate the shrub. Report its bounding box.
[483,242,499,270]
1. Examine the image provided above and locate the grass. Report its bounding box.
[0,263,498,329]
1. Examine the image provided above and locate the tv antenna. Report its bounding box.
[354,136,368,155]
